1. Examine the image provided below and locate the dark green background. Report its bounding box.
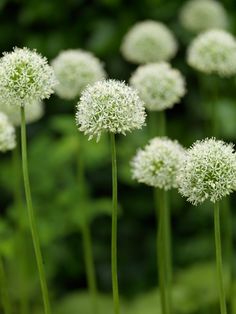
[0,0,236,313]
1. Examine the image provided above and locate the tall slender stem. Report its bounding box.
[155,189,171,314]
[223,198,234,313]
[20,106,51,314]
[214,201,227,314]
[110,133,120,314]
[164,196,172,284]
[0,256,11,314]
[149,111,166,138]
[81,223,98,314]
[211,78,218,137]
[151,110,172,291]
[12,140,29,314]
[77,134,98,314]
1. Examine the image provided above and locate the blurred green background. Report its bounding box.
[0,0,236,313]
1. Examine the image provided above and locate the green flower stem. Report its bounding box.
[110,133,120,314]
[12,139,29,314]
[12,139,22,211]
[150,111,172,308]
[164,195,172,284]
[155,189,171,314]
[20,106,51,314]
[211,78,219,137]
[81,223,98,314]
[222,198,234,313]
[0,257,11,314]
[157,111,166,137]
[77,135,98,314]
[214,201,227,314]
[149,111,166,137]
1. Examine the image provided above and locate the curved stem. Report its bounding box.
[0,256,11,314]
[214,201,227,314]
[77,135,99,314]
[155,189,171,314]
[110,133,120,314]
[20,106,51,314]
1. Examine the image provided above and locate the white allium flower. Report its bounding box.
[0,101,44,126]
[51,49,106,100]
[131,137,185,190]
[177,138,236,205]
[121,20,178,64]
[0,47,57,107]
[0,112,16,152]
[76,79,146,141]
[187,30,236,77]
[130,63,186,111]
[179,0,228,33]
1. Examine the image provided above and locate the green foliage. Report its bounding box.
[0,0,236,313]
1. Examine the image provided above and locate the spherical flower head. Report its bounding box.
[121,20,178,64]
[130,63,186,111]
[51,49,106,100]
[177,138,236,205]
[179,0,228,33]
[187,30,236,77]
[0,101,44,126]
[131,137,185,190]
[76,79,146,141]
[0,47,57,107]
[0,112,16,152]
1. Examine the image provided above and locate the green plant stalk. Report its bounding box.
[222,198,234,313]
[155,189,171,314]
[151,111,172,282]
[214,201,227,314]
[77,135,99,314]
[81,223,98,314]
[12,138,29,314]
[164,195,172,284]
[210,79,233,311]
[20,106,51,314]
[0,257,11,314]
[149,111,166,138]
[110,133,120,314]
[210,76,219,137]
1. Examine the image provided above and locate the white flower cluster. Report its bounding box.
[130,63,186,111]
[52,49,106,100]
[179,0,228,33]
[177,138,236,205]
[187,30,236,77]
[0,101,44,126]
[131,137,185,190]
[0,112,16,152]
[76,79,146,141]
[121,20,177,64]
[0,47,57,107]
